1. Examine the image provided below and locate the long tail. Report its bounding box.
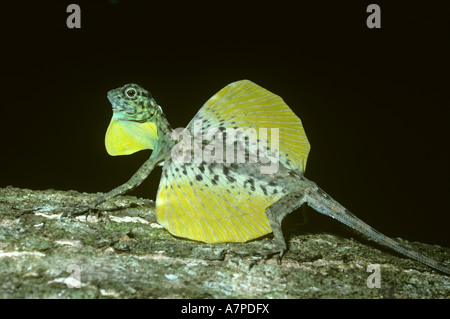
[304,181,450,275]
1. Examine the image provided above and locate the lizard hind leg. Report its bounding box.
[263,192,306,263]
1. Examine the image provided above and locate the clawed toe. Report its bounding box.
[60,205,93,219]
[261,247,285,264]
[246,241,286,264]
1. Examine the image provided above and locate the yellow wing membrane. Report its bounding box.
[157,160,288,243]
[156,80,310,243]
[188,80,310,172]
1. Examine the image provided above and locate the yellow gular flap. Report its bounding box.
[105,116,158,156]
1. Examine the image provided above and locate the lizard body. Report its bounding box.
[63,80,449,275]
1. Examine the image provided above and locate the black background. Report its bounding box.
[1,1,448,247]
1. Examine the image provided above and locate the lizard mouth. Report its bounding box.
[107,91,120,110]
[107,90,137,114]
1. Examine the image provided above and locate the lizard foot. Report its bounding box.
[260,244,286,265]
[245,240,286,265]
[60,204,97,220]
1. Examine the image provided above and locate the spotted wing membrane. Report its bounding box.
[156,80,310,243]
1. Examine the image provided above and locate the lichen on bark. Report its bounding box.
[0,186,448,298]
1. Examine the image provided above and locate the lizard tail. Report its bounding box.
[304,182,450,275]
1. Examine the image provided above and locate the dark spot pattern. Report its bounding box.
[244,178,255,191]
[260,185,268,196]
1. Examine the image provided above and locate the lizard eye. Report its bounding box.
[125,88,137,98]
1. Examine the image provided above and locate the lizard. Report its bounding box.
[61,80,450,275]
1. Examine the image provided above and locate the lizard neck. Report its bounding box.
[154,112,176,160]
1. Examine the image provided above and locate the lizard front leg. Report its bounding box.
[60,152,162,218]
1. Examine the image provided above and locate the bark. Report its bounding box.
[0,186,448,298]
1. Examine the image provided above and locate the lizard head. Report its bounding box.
[105,83,163,156]
[107,83,160,121]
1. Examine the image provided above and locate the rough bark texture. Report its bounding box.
[0,186,448,299]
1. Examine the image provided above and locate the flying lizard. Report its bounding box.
[62,80,449,275]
